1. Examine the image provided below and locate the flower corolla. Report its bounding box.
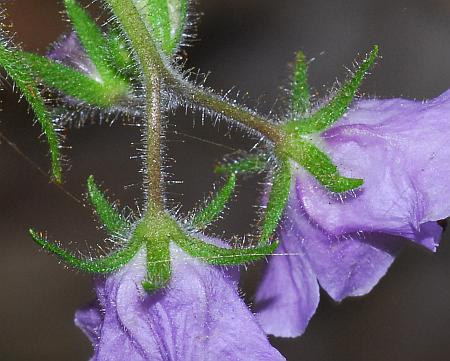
[256,92,450,337]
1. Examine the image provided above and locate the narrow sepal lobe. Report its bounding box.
[192,174,237,229]
[285,46,378,135]
[0,43,62,182]
[87,175,130,236]
[29,229,142,273]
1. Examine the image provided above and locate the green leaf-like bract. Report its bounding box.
[136,0,188,56]
[142,239,171,291]
[87,175,130,235]
[285,138,363,192]
[260,160,291,244]
[192,174,236,229]
[64,0,117,81]
[291,51,310,117]
[0,43,62,182]
[215,154,268,175]
[106,30,136,75]
[29,229,141,273]
[21,52,128,107]
[64,0,131,104]
[285,46,378,135]
[174,234,278,265]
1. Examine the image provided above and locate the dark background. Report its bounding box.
[1,0,450,360]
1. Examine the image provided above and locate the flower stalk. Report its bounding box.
[107,0,166,213]
[145,74,165,212]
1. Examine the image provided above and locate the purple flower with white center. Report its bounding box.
[255,91,450,337]
[76,244,286,361]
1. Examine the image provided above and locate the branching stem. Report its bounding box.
[106,0,282,145]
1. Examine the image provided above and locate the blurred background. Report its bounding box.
[1,0,450,360]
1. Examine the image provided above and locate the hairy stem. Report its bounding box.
[146,74,164,210]
[107,0,165,211]
[106,0,282,144]
[183,84,282,143]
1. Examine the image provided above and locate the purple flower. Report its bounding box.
[256,91,450,337]
[75,244,285,361]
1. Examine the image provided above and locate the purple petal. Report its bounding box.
[286,198,403,301]
[412,221,442,251]
[74,302,102,345]
[256,188,404,337]
[307,232,402,302]
[76,245,285,361]
[295,91,450,248]
[48,32,101,81]
[255,215,320,338]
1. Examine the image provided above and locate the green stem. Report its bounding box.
[107,0,165,212]
[106,0,281,144]
[146,74,164,211]
[183,85,282,143]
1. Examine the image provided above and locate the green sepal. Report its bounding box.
[192,174,237,229]
[148,0,171,55]
[260,160,291,244]
[0,43,62,182]
[87,175,130,236]
[166,0,188,54]
[138,0,188,56]
[20,52,128,107]
[286,138,363,192]
[29,229,142,273]
[142,238,171,292]
[215,154,268,175]
[285,46,378,135]
[105,29,136,75]
[64,0,118,82]
[291,51,310,117]
[174,234,278,266]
